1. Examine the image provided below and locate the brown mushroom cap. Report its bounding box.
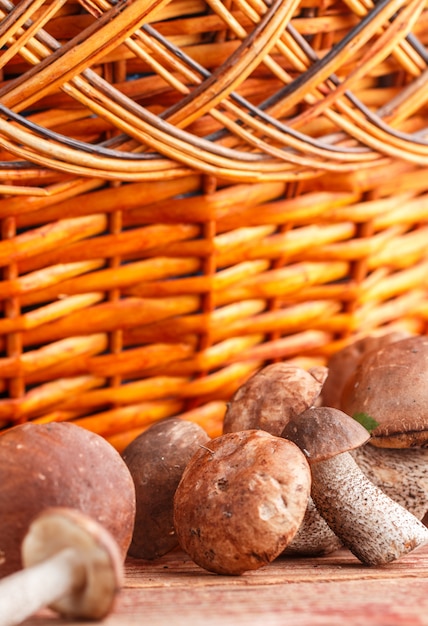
[341,335,428,447]
[0,422,136,577]
[223,363,328,436]
[281,406,370,463]
[122,418,209,560]
[173,429,311,575]
[322,331,410,409]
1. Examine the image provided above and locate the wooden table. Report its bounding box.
[24,545,428,626]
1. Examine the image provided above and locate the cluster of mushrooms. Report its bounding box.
[125,332,428,575]
[1,333,428,624]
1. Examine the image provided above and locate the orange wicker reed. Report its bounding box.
[1,0,428,450]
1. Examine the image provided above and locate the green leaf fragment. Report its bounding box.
[352,412,380,433]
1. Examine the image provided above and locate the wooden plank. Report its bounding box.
[23,546,428,625]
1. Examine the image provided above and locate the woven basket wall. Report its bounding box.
[1,0,428,450]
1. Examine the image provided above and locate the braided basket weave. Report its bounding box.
[1,0,428,449]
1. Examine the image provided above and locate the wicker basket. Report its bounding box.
[1,0,428,450]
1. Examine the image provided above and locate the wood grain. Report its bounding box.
[23,546,428,625]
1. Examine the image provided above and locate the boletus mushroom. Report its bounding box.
[342,334,428,447]
[338,334,428,521]
[223,362,328,436]
[321,331,410,409]
[0,507,123,626]
[0,422,136,577]
[282,406,428,566]
[223,362,341,557]
[173,430,311,575]
[122,417,209,559]
[352,445,428,521]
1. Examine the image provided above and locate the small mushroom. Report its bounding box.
[321,331,410,409]
[0,507,123,626]
[223,363,328,436]
[282,406,428,565]
[0,422,136,577]
[122,418,210,560]
[223,362,340,556]
[342,335,428,447]
[173,430,311,575]
[352,444,428,521]
[223,362,341,556]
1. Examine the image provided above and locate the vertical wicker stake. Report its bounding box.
[1,216,24,421]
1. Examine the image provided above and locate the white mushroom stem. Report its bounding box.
[0,508,122,626]
[0,549,85,626]
[310,451,428,566]
[352,445,428,521]
[284,497,342,556]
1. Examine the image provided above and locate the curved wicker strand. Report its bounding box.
[1,0,428,179]
[287,0,425,131]
[0,0,68,68]
[263,0,416,119]
[0,0,174,112]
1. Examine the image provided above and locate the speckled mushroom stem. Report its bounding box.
[310,451,428,566]
[284,497,342,556]
[0,549,84,626]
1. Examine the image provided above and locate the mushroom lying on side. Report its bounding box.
[122,418,209,560]
[282,406,428,566]
[0,508,123,626]
[173,430,311,575]
[352,445,428,521]
[0,422,136,577]
[341,335,428,520]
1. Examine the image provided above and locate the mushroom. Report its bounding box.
[122,417,210,560]
[342,335,428,447]
[352,445,428,521]
[0,507,123,626]
[0,422,136,577]
[223,362,341,557]
[223,362,328,436]
[321,331,410,409]
[173,429,311,575]
[283,497,343,557]
[338,335,428,521]
[281,406,428,565]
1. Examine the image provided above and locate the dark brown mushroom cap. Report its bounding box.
[281,406,370,463]
[122,417,209,560]
[322,331,410,409]
[223,363,328,436]
[0,422,136,578]
[341,335,428,448]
